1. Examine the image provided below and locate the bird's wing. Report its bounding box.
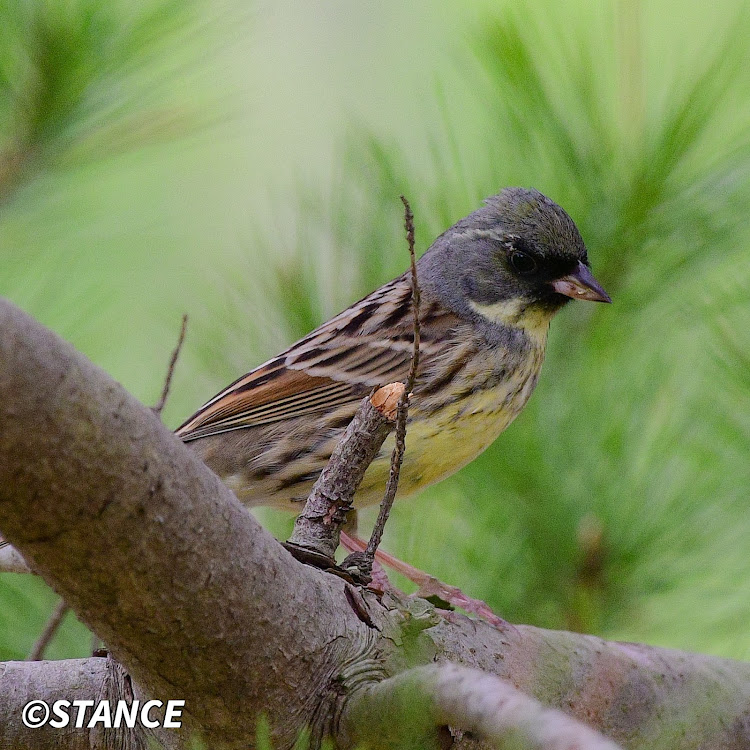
[176,275,456,441]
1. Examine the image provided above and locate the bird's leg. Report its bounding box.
[339,530,508,628]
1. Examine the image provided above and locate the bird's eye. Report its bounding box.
[510,250,537,275]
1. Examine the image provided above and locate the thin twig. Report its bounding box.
[152,314,188,417]
[27,600,69,661]
[286,384,402,564]
[364,196,421,563]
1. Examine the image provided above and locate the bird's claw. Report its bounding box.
[415,576,511,629]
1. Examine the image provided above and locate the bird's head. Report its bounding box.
[421,187,610,335]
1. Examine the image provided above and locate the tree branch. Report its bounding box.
[0,297,378,749]
[286,383,402,562]
[152,314,188,418]
[361,195,421,566]
[2,296,750,750]
[27,599,69,661]
[0,656,168,750]
[342,663,622,749]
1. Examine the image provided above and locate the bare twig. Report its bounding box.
[286,384,403,563]
[286,197,420,578]
[27,600,69,661]
[152,314,188,417]
[363,196,421,564]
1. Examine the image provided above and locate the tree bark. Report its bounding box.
[1,297,750,750]
[287,383,402,561]
[0,298,375,748]
[341,663,622,749]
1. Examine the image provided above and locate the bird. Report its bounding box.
[176,188,610,524]
[0,189,610,603]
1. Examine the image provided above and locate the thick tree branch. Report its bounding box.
[341,663,622,749]
[424,613,750,750]
[0,298,377,749]
[2,297,750,750]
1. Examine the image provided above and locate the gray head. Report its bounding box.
[418,187,610,331]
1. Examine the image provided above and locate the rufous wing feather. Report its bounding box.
[175,274,458,442]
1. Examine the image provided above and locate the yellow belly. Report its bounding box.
[352,381,533,507]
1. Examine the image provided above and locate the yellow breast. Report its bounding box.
[353,349,544,507]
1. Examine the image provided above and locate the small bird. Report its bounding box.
[176,188,610,521]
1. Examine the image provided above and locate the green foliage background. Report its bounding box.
[1,0,750,662]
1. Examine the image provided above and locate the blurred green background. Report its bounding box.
[2,0,750,662]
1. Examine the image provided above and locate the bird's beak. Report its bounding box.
[551,261,611,303]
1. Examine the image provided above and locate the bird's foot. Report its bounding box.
[340,532,510,629]
[282,539,393,593]
[412,575,508,628]
[339,550,393,593]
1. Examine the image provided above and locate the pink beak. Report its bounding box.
[551,261,611,303]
